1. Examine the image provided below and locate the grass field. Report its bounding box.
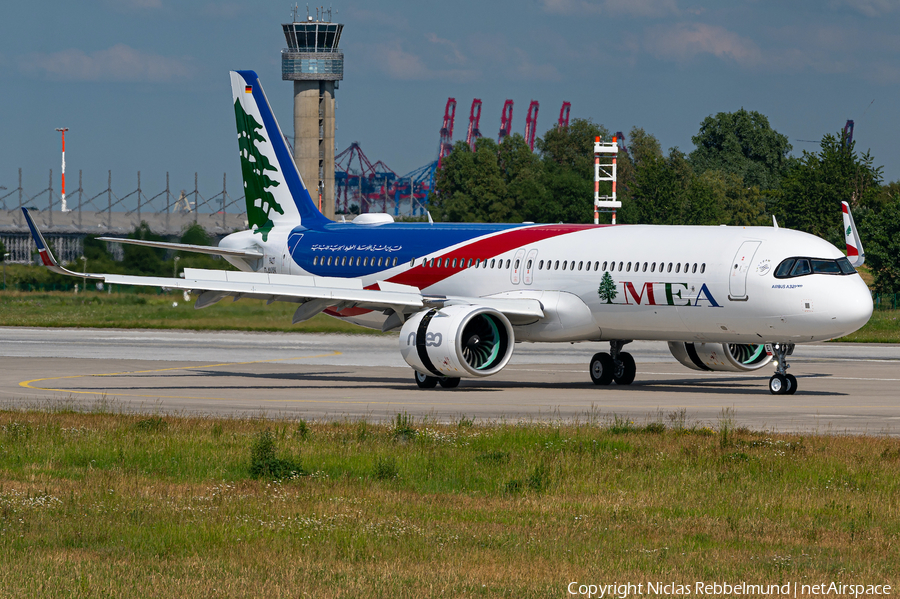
[1,407,898,597]
[0,290,384,335]
[1,290,898,342]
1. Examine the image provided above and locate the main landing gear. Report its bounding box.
[590,340,636,386]
[414,371,460,389]
[768,343,797,395]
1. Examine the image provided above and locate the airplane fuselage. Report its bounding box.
[220,221,873,345]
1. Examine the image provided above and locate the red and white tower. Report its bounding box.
[56,127,69,212]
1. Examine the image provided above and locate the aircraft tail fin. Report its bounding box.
[841,201,865,268]
[230,70,330,238]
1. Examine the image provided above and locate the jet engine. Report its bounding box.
[668,342,773,372]
[399,306,514,378]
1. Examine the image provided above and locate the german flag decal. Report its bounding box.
[244,85,252,93]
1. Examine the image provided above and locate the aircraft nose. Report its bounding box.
[839,277,874,335]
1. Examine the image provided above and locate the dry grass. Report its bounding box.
[1,408,898,597]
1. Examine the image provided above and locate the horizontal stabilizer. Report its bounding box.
[98,237,263,259]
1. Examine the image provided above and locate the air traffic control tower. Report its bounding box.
[282,9,343,220]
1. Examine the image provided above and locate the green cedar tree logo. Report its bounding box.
[598,271,617,304]
[235,99,285,241]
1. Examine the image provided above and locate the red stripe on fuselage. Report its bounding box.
[386,223,604,290]
[39,250,53,266]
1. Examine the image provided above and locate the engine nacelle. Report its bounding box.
[399,306,514,378]
[668,342,773,372]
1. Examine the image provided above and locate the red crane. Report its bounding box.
[498,100,514,143]
[524,100,540,151]
[437,97,457,171]
[466,99,483,151]
[558,101,571,129]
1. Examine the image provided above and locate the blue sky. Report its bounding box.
[1,0,898,208]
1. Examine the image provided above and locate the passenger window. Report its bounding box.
[451,258,457,268]
[514,259,520,269]
[490,259,495,268]
[327,256,332,266]
[626,262,632,272]
[554,260,559,270]
[618,261,624,271]
[675,263,680,273]
[650,262,655,272]
[377,257,383,267]
[562,260,567,270]
[527,259,533,269]
[642,262,648,272]
[692,263,697,274]
[578,261,583,271]
[667,263,672,273]
[505,259,511,269]
[313,256,318,266]
[594,261,599,270]
[538,260,544,269]
[602,261,608,271]
[610,262,615,272]
[684,263,689,273]
[700,263,706,274]
[791,259,811,276]
[393,257,398,266]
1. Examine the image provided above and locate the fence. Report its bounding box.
[1,168,249,263]
[0,168,247,233]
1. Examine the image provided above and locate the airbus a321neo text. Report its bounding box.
[24,70,873,395]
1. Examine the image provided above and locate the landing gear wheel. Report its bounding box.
[785,374,798,395]
[613,352,636,386]
[769,374,788,395]
[439,377,461,389]
[415,371,438,389]
[590,352,615,385]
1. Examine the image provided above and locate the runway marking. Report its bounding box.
[18,352,344,400]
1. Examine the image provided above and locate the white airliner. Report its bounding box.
[23,70,873,395]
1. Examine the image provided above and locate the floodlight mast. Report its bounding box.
[593,135,620,225]
[56,128,69,212]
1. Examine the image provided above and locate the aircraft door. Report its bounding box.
[729,240,761,300]
[523,249,538,285]
[510,249,526,285]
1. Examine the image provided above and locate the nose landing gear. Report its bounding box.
[768,343,797,395]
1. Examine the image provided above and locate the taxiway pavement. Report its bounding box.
[2,327,899,435]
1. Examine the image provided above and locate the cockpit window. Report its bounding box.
[790,259,811,276]
[774,256,856,279]
[837,257,857,274]
[811,259,841,275]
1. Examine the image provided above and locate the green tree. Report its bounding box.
[433,138,509,222]
[689,108,792,190]
[859,185,900,294]
[698,170,768,226]
[123,222,167,276]
[535,118,611,224]
[775,132,882,243]
[180,224,212,246]
[598,271,617,304]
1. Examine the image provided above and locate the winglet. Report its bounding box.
[22,207,96,277]
[841,201,865,267]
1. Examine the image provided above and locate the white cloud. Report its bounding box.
[645,23,762,66]
[372,40,477,82]
[828,0,900,17]
[540,0,678,18]
[19,44,193,82]
[426,33,466,66]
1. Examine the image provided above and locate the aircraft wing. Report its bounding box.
[96,237,264,259]
[22,207,543,326]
